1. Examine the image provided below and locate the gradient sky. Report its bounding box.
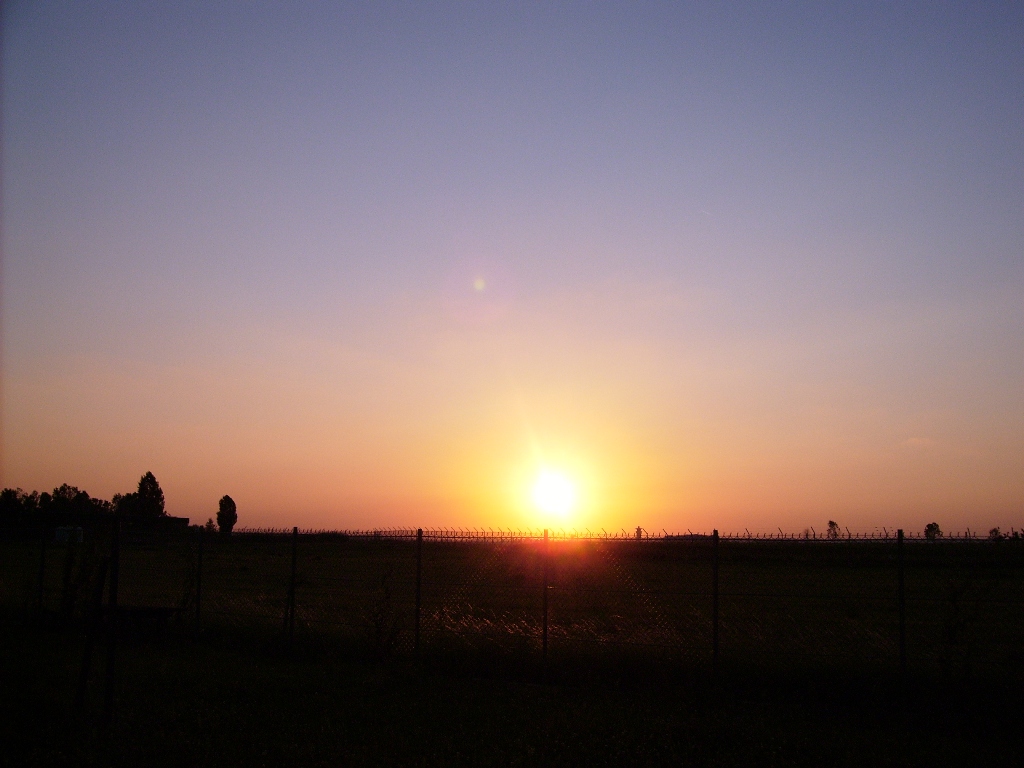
[3,1,1023,533]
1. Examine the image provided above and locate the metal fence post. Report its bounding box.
[74,557,109,711]
[897,528,906,677]
[286,526,298,646]
[542,529,549,663]
[37,524,48,611]
[712,529,719,674]
[415,528,423,654]
[102,519,120,729]
[195,526,204,636]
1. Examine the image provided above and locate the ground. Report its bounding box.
[1,615,1020,767]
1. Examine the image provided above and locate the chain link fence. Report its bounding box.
[2,523,1023,678]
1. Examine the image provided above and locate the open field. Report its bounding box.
[3,527,1023,678]
[3,527,1024,765]
[3,612,1024,767]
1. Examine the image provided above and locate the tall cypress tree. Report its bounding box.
[217,495,237,535]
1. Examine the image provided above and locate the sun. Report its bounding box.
[531,469,577,518]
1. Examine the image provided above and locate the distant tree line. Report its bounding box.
[0,471,165,524]
[0,472,238,533]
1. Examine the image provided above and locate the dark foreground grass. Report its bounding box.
[3,617,1022,767]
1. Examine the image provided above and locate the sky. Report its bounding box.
[3,1,1023,533]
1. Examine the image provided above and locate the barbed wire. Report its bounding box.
[5,524,1022,674]
[231,526,1016,542]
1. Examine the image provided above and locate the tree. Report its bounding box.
[826,520,841,540]
[204,518,217,534]
[90,497,114,515]
[21,491,40,515]
[47,485,97,516]
[217,495,237,535]
[0,488,25,523]
[924,522,942,541]
[136,472,165,519]
[112,492,139,517]
[51,484,79,503]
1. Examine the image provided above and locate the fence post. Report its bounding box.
[37,523,48,611]
[712,529,719,674]
[74,557,109,711]
[415,528,423,654]
[102,518,120,729]
[195,526,204,636]
[542,529,549,664]
[286,526,298,647]
[897,528,906,677]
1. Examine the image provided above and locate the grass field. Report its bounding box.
[3,530,1023,677]
[3,530,1024,765]
[2,613,1023,767]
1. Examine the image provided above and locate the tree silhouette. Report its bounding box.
[43,485,110,516]
[217,495,237,535]
[826,520,841,540]
[925,522,942,541]
[0,488,24,523]
[51,484,80,503]
[136,472,165,519]
[1,485,103,523]
[112,492,139,517]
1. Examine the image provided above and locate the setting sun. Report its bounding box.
[531,469,577,518]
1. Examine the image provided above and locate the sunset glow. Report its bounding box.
[531,469,577,520]
[2,3,1023,535]
[6,6,1024,763]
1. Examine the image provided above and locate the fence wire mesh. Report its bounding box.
[3,524,1023,676]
